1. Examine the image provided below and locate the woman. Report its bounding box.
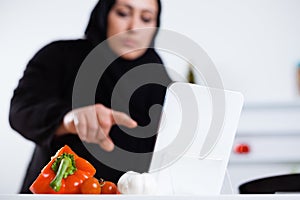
[9,0,172,193]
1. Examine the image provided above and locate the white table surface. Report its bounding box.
[1,195,300,200]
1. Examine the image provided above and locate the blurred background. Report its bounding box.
[1,0,300,194]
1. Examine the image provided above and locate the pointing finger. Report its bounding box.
[111,110,137,128]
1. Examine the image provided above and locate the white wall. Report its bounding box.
[160,0,300,103]
[0,0,299,194]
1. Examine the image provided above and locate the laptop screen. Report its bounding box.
[149,82,244,195]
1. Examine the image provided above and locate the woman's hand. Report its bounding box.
[56,104,137,151]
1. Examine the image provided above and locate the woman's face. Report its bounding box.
[107,0,158,60]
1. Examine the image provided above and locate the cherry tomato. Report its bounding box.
[80,177,101,194]
[99,179,118,194]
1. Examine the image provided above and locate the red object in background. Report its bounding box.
[234,143,250,154]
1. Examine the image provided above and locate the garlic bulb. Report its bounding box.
[117,171,157,195]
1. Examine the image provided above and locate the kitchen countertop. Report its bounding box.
[2,195,300,200]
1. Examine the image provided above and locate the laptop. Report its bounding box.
[149,82,244,195]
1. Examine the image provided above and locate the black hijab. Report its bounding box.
[85,0,162,46]
[80,0,172,178]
